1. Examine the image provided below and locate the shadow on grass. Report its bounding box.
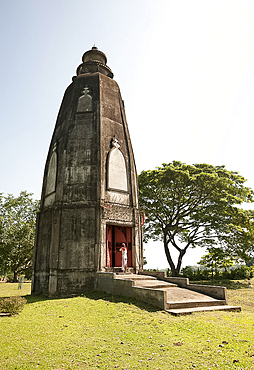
[190,279,250,290]
[21,290,161,313]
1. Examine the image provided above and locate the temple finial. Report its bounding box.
[76,46,113,78]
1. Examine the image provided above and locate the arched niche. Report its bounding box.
[77,87,92,112]
[45,146,57,196]
[107,137,128,192]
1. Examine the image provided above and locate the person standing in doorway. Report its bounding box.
[120,243,127,272]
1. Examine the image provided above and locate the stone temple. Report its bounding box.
[32,47,143,296]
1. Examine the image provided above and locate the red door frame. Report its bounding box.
[106,225,132,267]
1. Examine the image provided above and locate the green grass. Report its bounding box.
[0,280,253,369]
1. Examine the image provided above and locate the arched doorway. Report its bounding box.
[106,225,132,268]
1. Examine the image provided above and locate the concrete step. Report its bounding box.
[115,274,157,281]
[166,305,241,316]
[133,280,178,289]
[166,299,227,310]
[106,267,134,273]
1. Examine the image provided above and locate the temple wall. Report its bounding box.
[32,50,142,296]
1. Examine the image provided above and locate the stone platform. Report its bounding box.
[96,272,241,315]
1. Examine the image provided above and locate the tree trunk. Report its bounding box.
[176,249,187,276]
[163,236,178,276]
[13,270,19,283]
[163,233,189,276]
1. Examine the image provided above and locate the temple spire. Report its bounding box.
[76,46,113,78]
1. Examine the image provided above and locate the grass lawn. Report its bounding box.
[0,279,253,370]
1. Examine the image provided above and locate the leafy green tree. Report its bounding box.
[198,247,234,277]
[138,161,254,276]
[0,192,39,281]
[221,209,254,265]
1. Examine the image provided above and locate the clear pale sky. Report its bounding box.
[1,0,254,269]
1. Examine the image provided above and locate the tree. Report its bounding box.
[0,192,39,281]
[221,209,254,265]
[138,161,254,276]
[198,247,234,277]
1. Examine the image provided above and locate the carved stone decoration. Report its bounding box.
[77,87,92,112]
[45,144,57,196]
[102,205,133,223]
[108,137,128,192]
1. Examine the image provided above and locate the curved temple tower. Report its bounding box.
[32,47,143,296]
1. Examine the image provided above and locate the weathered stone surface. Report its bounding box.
[32,47,143,296]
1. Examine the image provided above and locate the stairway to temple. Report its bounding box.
[97,273,241,315]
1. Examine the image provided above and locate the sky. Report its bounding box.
[1,0,254,269]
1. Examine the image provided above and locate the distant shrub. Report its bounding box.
[181,266,195,279]
[6,273,14,282]
[230,266,253,279]
[0,296,27,315]
[201,269,210,280]
[221,270,231,279]
[250,266,254,278]
[181,264,254,281]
